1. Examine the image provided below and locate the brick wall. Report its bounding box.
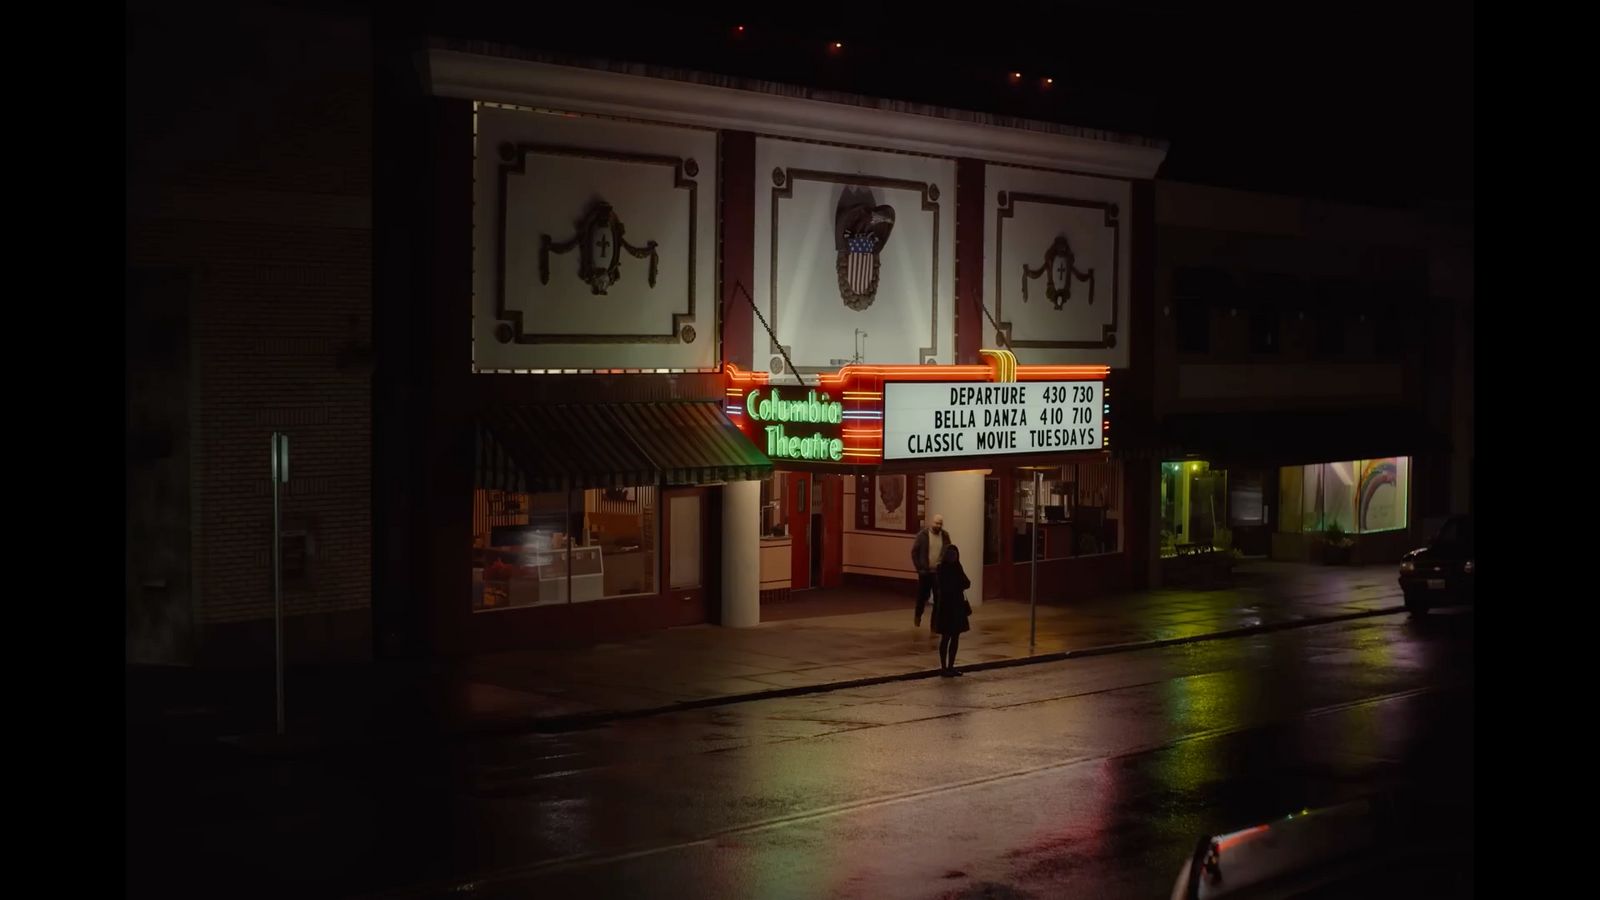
[127,2,373,661]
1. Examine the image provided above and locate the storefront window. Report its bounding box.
[1278,458,1409,536]
[1013,461,1122,561]
[1303,463,1325,531]
[1279,466,1305,534]
[473,489,579,611]
[471,485,659,611]
[1321,461,1357,534]
[1355,458,1408,533]
[1159,461,1230,557]
[983,477,1002,566]
[585,486,659,598]
[759,473,789,538]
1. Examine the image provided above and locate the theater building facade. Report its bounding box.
[381,46,1166,654]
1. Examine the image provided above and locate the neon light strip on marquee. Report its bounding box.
[725,352,1110,464]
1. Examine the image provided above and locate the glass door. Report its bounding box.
[663,488,707,616]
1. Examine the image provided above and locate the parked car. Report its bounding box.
[1170,795,1473,898]
[1398,515,1474,615]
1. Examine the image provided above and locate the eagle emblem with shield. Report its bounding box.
[834,187,896,311]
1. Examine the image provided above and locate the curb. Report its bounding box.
[220,604,1408,756]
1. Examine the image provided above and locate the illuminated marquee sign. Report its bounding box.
[882,381,1103,461]
[725,351,1110,466]
[744,387,844,461]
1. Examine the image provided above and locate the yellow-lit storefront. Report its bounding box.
[1159,456,1416,566]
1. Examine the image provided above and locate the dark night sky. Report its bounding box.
[410,1,1473,215]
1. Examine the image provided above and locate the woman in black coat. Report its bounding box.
[933,544,972,676]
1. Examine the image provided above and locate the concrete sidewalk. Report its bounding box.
[127,561,1408,750]
[447,561,1404,728]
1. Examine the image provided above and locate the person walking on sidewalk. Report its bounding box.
[933,543,972,676]
[911,514,948,629]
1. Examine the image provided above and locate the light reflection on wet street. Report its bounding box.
[127,612,1473,899]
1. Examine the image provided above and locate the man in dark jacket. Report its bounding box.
[910,514,947,628]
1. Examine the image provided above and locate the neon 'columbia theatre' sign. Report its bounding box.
[745,388,844,461]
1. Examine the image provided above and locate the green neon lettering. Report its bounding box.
[757,422,847,462]
[745,388,843,425]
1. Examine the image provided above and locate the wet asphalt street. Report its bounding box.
[127,610,1473,899]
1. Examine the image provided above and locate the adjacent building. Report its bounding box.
[1145,181,1473,582]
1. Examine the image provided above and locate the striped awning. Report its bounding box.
[477,401,772,492]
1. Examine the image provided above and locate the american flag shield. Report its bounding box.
[845,233,878,295]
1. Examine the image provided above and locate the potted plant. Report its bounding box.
[1323,522,1354,565]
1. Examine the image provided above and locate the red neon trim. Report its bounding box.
[723,363,772,386]
[732,358,1107,384]
[1216,825,1271,852]
[1016,366,1110,379]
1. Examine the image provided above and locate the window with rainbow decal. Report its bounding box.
[1278,458,1409,535]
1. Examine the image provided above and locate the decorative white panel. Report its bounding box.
[983,165,1133,368]
[754,139,956,376]
[472,103,718,371]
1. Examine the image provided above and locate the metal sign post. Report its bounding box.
[1030,469,1041,652]
[270,432,289,735]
